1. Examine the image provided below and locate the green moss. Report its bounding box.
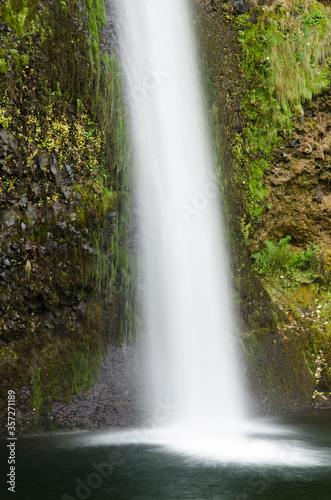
[30,370,42,417]
[98,0,107,28]
[0,0,138,435]
[25,334,104,430]
[86,0,107,29]
[240,323,315,408]
[3,0,39,37]
[102,51,110,71]
[46,337,104,406]
[0,59,8,74]
[234,0,331,219]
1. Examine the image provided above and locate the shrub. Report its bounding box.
[252,236,320,283]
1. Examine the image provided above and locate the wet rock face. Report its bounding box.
[46,344,148,431]
[230,0,252,13]
[0,138,74,226]
[196,0,216,7]
[0,125,117,434]
[252,90,331,252]
[0,129,18,153]
[0,0,138,435]
[198,0,253,11]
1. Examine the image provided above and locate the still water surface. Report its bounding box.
[1,411,331,500]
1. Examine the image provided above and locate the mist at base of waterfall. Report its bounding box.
[74,415,331,468]
[5,412,331,500]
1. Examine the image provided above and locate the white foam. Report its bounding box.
[73,421,331,468]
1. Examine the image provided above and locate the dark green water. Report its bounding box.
[1,411,331,500]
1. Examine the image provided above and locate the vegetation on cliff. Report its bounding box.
[0,0,137,433]
[198,0,331,411]
[234,0,331,219]
[230,0,331,407]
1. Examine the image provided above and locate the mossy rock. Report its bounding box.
[0,0,138,435]
[2,0,39,37]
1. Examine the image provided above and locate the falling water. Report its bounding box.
[115,0,244,428]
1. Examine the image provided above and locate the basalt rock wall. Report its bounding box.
[0,0,138,435]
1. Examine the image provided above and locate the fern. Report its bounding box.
[252,237,320,283]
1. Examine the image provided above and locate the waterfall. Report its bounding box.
[115,0,245,428]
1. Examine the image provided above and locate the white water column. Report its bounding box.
[114,0,245,427]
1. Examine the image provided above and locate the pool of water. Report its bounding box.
[1,411,331,499]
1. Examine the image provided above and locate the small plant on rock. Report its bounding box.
[252,236,320,284]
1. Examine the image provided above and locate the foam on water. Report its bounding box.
[68,422,331,467]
